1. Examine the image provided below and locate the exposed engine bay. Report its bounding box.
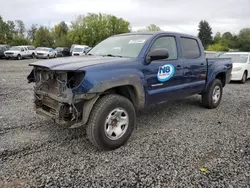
[29,67,90,125]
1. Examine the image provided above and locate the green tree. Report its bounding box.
[136,24,162,32]
[52,21,70,47]
[198,20,213,48]
[34,26,54,47]
[106,15,130,35]
[237,28,250,51]
[221,32,233,48]
[15,20,25,36]
[0,16,11,44]
[213,32,221,44]
[68,13,130,47]
[27,24,38,43]
[207,43,229,51]
[10,35,31,46]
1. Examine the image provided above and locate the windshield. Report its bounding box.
[9,46,21,51]
[219,54,249,63]
[36,47,49,52]
[73,47,85,52]
[56,47,63,51]
[88,34,152,58]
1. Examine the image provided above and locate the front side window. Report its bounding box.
[150,36,178,60]
[89,34,152,58]
[180,37,200,59]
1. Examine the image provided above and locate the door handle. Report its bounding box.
[201,63,204,66]
[176,65,182,70]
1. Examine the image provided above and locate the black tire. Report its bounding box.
[202,79,223,109]
[86,94,136,150]
[241,71,247,84]
[32,53,35,59]
[47,55,50,59]
[17,54,21,60]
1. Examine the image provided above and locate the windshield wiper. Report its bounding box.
[102,54,123,58]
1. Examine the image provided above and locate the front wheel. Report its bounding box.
[17,54,21,60]
[86,94,136,150]
[202,79,223,109]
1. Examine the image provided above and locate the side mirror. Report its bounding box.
[146,48,169,64]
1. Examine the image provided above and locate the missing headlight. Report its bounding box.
[67,71,85,89]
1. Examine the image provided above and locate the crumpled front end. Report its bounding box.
[32,66,87,125]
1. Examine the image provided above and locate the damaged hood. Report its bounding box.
[29,56,132,71]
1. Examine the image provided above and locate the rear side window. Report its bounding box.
[150,36,178,60]
[180,37,200,59]
[27,46,35,50]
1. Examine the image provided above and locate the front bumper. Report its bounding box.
[34,90,77,125]
[36,54,49,58]
[230,71,244,81]
[5,54,18,58]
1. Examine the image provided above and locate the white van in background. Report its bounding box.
[71,45,89,56]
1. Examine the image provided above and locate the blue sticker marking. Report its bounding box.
[157,64,175,82]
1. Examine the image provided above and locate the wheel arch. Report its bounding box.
[215,72,226,87]
[82,85,141,125]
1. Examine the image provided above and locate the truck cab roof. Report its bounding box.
[115,31,197,38]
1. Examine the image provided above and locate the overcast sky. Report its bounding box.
[1,0,250,36]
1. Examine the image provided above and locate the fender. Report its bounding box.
[204,58,232,92]
[73,68,146,110]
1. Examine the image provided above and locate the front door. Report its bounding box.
[143,35,184,105]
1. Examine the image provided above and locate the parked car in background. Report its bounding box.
[219,52,250,83]
[72,45,89,56]
[0,44,10,50]
[35,47,57,59]
[55,47,70,57]
[4,46,34,60]
[0,45,8,58]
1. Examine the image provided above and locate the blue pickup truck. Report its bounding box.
[28,31,232,150]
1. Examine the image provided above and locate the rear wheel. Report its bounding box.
[86,94,136,150]
[202,79,223,109]
[241,71,247,84]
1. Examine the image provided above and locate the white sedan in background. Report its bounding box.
[219,52,250,83]
[35,47,57,59]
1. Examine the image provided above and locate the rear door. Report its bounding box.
[180,37,207,96]
[24,47,29,57]
[143,35,184,105]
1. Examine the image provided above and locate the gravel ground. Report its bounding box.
[0,58,250,188]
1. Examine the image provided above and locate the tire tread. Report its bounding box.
[86,94,135,150]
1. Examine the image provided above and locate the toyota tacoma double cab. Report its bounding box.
[27,31,232,150]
